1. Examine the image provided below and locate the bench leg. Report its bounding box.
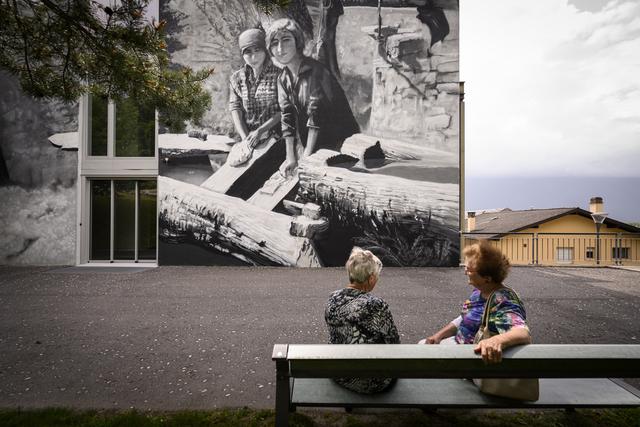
[275,361,291,427]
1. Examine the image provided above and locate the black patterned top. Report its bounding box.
[324,287,400,394]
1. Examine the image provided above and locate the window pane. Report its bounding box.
[115,98,155,157]
[138,180,157,260]
[114,181,136,260]
[90,95,108,156]
[90,180,111,260]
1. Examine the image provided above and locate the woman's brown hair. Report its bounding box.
[463,240,511,284]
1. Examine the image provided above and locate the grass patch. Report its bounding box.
[0,408,638,427]
[300,189,459,267]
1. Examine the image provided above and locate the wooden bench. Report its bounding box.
[272,344,640,427]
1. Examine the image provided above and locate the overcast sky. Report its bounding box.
[460,0,640,177]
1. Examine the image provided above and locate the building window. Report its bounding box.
[115,98,156,157]
[612,247,630,259]
[86,95,156,158]
[89,95,108,156]
[556,247,574,264]
[89,179,157,262]
[585,247,594,259]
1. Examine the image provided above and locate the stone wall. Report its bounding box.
[364,8,459,153]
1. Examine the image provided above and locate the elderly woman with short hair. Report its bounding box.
[422,240,531,364]
[325,247,400,394]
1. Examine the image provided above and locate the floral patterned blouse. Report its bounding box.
[455,287,529,344]
[325,287,400,393]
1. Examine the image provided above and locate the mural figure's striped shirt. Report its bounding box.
[228,61,281,133]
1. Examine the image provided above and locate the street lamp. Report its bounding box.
[591,212,608,265]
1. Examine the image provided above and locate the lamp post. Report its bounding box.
[591,212,608,265]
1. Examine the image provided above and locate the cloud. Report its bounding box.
[461,0,640,177]
[567,0,611,13]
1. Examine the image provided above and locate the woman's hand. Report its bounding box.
[279,159,298,177]
[474,336,504,364]
[245,129,263,149]
[474,327,531,364]
[426,335,442,344]
[421,322,458,345]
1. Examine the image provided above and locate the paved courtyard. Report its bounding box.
[0,265,638,410]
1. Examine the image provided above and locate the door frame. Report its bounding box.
[76,94,159,265]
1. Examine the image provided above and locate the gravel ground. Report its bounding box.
[0,265,638,410]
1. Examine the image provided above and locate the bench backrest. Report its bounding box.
[272,344,640,378]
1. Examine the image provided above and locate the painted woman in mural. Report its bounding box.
[227,28,282,166]
[265,18,359,177]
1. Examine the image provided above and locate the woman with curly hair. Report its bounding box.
[266,18,359,177]
[421,240,531,364]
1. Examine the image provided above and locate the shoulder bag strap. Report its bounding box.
[479,289,499,330]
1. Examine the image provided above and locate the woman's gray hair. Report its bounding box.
[265,18,305,53]
[346,247,383,284]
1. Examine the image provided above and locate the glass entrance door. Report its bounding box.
[89,179,157,262]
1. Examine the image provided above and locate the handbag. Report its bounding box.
[472,287,539,401]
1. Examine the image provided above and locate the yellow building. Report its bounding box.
[463,198,640,266]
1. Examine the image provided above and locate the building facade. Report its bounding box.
[463,198,640,266]
[0,0,462,267]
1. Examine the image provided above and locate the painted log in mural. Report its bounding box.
[298,150,458,229]
[158,134,233,159]
[201,135,281,194]
[159,176,322,267]
[341,133,457,167]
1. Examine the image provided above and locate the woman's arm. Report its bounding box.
[260,112,281,133]
[230,110,249,141]
[476,289,531,363]
[303,127,319,156]
[424,319,458,344]
[474,326,531,364]
[303,64,332,157]
[246,112,281,148]
[229,76,249,141]
[278,78,299,176]
[280,136,299,177]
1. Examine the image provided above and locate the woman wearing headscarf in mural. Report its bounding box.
[266,18,360,177]
[227,27,282,167]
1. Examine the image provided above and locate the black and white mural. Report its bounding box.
[158,0,460,267]
[0,72,78,265]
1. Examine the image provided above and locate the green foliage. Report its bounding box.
[0,0,212,127]
[0,0,289,128]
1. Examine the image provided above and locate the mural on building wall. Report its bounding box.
[158,0,460,267]
[0,72,78,265]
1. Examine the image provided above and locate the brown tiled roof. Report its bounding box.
[469,208,640,238]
